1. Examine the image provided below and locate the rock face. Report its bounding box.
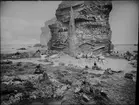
[40,18,56,47]
[48,0,113,56]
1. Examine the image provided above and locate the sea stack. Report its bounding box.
[48,0,113,56]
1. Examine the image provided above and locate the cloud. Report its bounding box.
[1,16,43,45]
[110,1,138,44]
[1,17,29,32]
[1,31,12,39]
[1,31,13,45]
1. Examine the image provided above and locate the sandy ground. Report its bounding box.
[1,44,137,105]
[9,54,136,74]
[1,44,137,74]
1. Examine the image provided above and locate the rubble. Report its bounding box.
[34,64,44,74]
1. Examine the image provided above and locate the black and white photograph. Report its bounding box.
[0,0,138,105]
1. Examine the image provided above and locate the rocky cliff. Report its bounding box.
[48,0,113,56]
[40,17,56,47]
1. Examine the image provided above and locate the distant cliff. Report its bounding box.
[40,17,56,46]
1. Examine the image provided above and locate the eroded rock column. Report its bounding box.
[48,0,113,55]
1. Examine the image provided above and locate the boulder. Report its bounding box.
[92,63,102,70]
[55,85,68,97]
[34,64,44,74]
[82,94,90,102]
[1,60,13,64]
[104,68,114,75]
[124,73,133,79]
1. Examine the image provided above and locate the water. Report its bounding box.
[1,44,33,54]
[1,44,137,54]
[113,44,138,53]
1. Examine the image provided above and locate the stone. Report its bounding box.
[72,80,82,87]
[85,65,89,69]
[1,60,13,64]
[92,65,102,70]
[104,68,114,75]
[59,62,65,66]
[88,78,101,86]
[49,54,59,59]
[100,90,108,98]
[61,89,80,105]
[17,74,42,81]
[55,85,68,97]
[111,70,123,73]
[40,54,49,61]
[38,72,51,84]
[129,60,137,66]
[133,77,136,82]
[74,87,81,93]
[2,76,14,82]
[34,64,44,74]
[46,0,113,56]
[82,94,90,102]
[16,62,22,66]
[124,73,133,79]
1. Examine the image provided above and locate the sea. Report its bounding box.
[0,44,138,54]
[1,44,34,54]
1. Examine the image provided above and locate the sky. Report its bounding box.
[109,1,138,44]
[0,1,138,45]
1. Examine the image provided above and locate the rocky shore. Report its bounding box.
[1,49,137,105]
